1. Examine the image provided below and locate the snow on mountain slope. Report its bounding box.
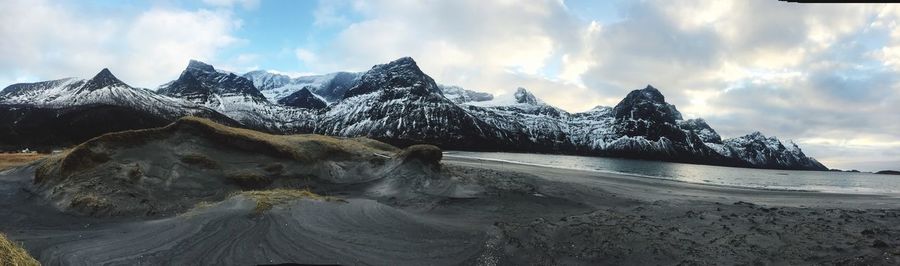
[0,68,218,119]
[316,57,524,150]
[462,87,573,151]
[719,132,826,170]
[243,71,362,104]
[159,60,317,132]
[678,118,723,144]
[242,70,291,91]
[439,84,494,104]
[567,105,618,152]
[598,85,722,160]
[0,57,828,170]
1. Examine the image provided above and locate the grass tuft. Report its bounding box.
[0,232,40,266]
[225,172,272,190]
[0,153,48,172]
[69,193,113,215]
[243,188,346,214]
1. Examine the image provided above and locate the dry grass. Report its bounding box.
[0,153,48,171]
[243,188,346,214]
[69,193,113,215]
[41,117,397,181]
[179,154,218,169]
[225,172,272,190]
[0,232,40,266]
[179,200,219,217]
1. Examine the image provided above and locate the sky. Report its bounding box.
[1,0,899,171]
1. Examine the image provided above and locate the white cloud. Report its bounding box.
[303,0,600,110]
[312,0,354,27]
[298,0,900,170]
[0,0,243,88]
[294,48,317,64]
[126,8,241,87]
[202,0,260,10]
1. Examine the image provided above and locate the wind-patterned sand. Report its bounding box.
[3,158,899,265]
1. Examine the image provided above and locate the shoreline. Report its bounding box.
[1,155,898,264]
[443,155,898,209]
[445,151,900,197]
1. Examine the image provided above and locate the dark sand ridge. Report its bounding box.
[31,116,420,216]
[0,118,898,265]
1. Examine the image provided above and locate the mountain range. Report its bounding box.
[0,57,827,170]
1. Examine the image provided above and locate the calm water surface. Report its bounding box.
[445,151,900,197]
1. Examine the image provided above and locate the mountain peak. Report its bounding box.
[187,59,215,72]
[96,68,114,78]
[372,56,421,72]
[277,86,326,109]
[83,68,126,91]
[343,56,442,98]
[513,87,541,104]
[747,131,766,138]
[390,56,417,65]
[638,84,666,103]
[613,85,682,122]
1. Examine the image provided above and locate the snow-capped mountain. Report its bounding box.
[568,105,618,153]
[242,70,292,91]
[598,85,721,161]
[315,57,525,150]
[0,68,223,119]
[0,68,237,150]
[717,132,826,170]
[458,84,823,169]
[158,60,317,133]
[0,57,827,170]
[157,60,268,105]
[439,84,494,104]
[462,87,573,151]
[678,118,723,144]
[277,87,327,109]
[242,71,362,103]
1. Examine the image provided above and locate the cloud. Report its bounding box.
[298,0,900,170]
[0,0,243,88]
[202,0,260,10]
[295,48,317,64]
[3,0,898,170]
[301,0,600,111]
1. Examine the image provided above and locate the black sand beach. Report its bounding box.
[1,154,899,265]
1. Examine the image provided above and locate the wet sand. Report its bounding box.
[1,156,899,265]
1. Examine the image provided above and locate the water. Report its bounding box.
[445,151,900,197]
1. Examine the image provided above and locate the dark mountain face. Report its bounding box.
[0,57,827,170]
[514,87,540,104]
[721,132,827,170]
[277,87,326,109]
[613,85,683,123]
[158,60,267,104]
[578,85,723,163]
[187,59,216,72]
[0,78,85,99]
[317,57,524,150]
[678,118,723,144]
[313,72,361,102]
[342,57,443,99]
[611,86,689,141]
[80,68,127,92]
